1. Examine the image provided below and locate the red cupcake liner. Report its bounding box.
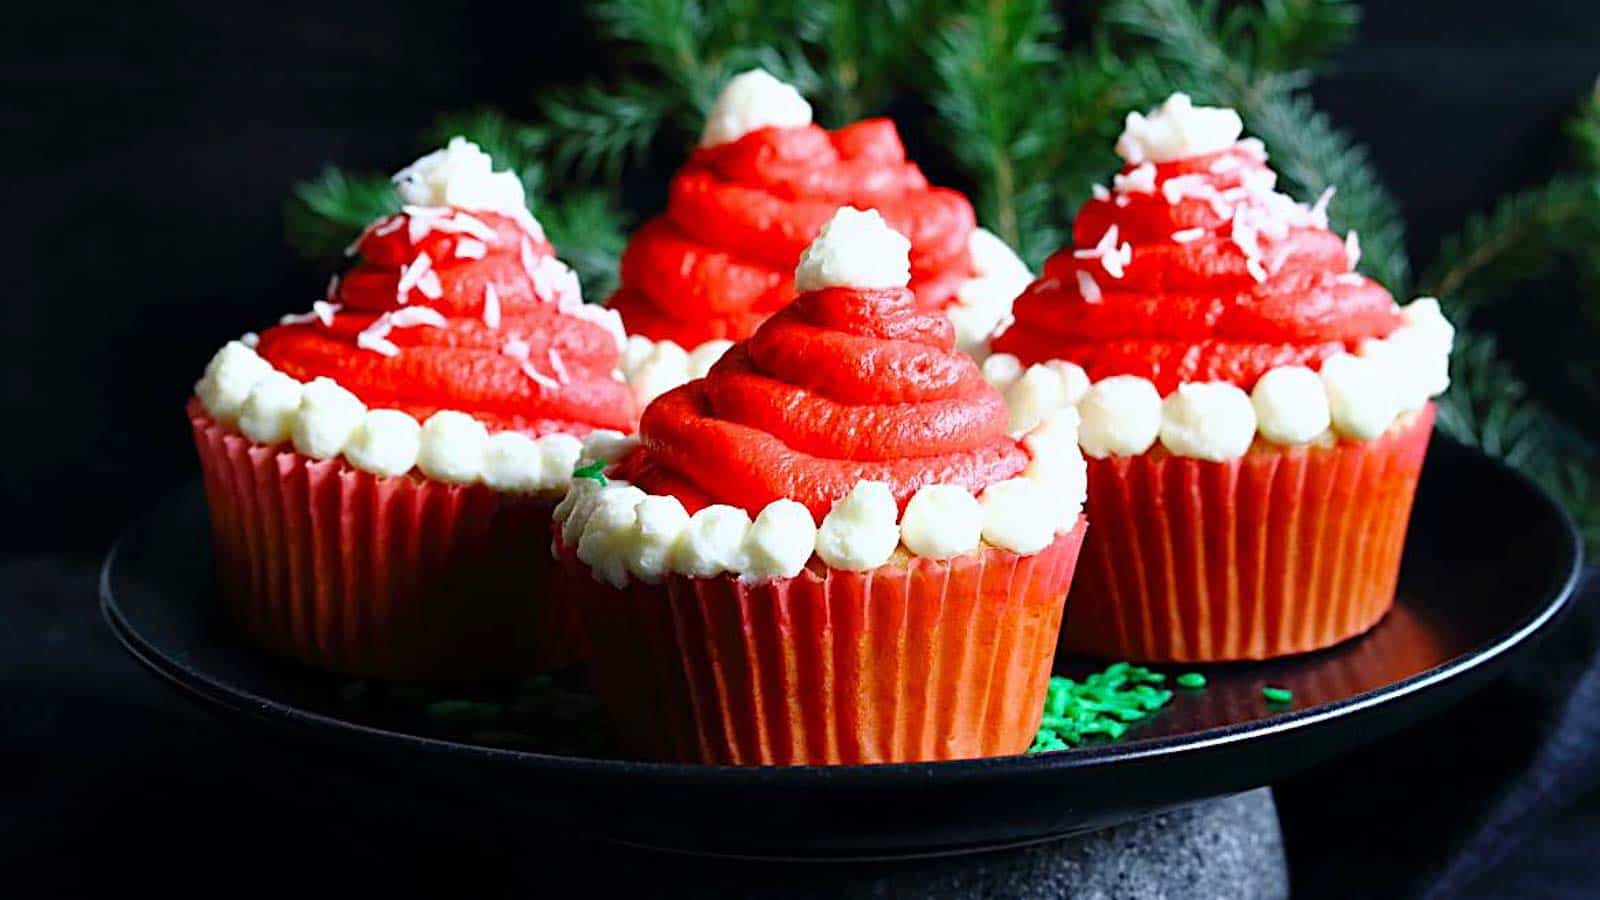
[189,400,582,680]
[558,520,1087,765]
[1065,405,1436,662]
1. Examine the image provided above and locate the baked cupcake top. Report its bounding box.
[609,69,1032,403]
[989,93,1453,460]
[557,208,1085,587]
[193,138,636,492]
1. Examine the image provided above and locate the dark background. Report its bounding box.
[5,2,1600,896]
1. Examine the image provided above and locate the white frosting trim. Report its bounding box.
[983,296,1453,459]
[195,340,586,493]
[554,409,1087,585]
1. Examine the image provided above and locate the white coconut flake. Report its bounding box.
[501,335,531,361]
[240,332,259,348]
[325,273,341,301]
[483,283,501,329]
[416,269,443,300]
[1246,256,1268,283]
[1113,162,1157,196]
[548,348,570,384]
[1172,227,1206,244]
[1091,183,1110,201]
[522,362,557,390]
[530,255,582,307]
[397,253,434,305]
[1238,138,1268,160]
[1076,269,1103,302]
[455,238,487,260]
[1336,272,1365,286]
[1209,155,1242,174]
[1309,186,1336,227]
[357,317,399,357]
[1162,174,1211,206]
[1345,230,1362,270]
[388,306,447,329]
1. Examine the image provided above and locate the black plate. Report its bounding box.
[102,437,1582,859]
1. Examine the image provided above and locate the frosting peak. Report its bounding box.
[699,68,814,148]
[1115,93,1245,165]
[794,207,912,291]
[618,283,1028,520]
[995,130,1402,394]
[391,136,527,212]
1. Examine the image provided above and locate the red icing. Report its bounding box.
[617,286,1029,519]
[609,119,979,347]
[992,146,1403,394]
[256,209,636,436]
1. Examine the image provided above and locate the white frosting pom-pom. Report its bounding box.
[794,207,912,292]
[391,136,526,212]
[1115,93,1245,165]
[699,69,813,148]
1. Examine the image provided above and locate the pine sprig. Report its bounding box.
[285,167,399,261]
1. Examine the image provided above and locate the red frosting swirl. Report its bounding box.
[607,119,978,347]
[616,285,1028,519]
[256,209,636,436]
[992,144,1403,394]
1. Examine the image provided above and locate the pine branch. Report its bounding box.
[285,167,399,260]
[1569,83,1600,173]
[537,81,675,183]
[1421,175,1600,315]
[537,191,630,301]
[1437,331,1600,547]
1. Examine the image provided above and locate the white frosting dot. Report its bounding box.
[537,432,583,487]
[741,499,818,580]
[580,429,639,466]
[1077,376,1162,458]
[900,484,982,559]
[981,353,1025,392]
[292,377,365,459]
[1045,360,1091,406]
[1158,382,1258,461]
[622,494,692,584]
[481,432,544,492]
[1320,353,1400,439]
[794,207,911,292]
[237,371,305,445]
[344,409,422,477]
[1251,366,1331,445]
[577,485,650,588]
[391,137,526,212]
[980,478,1060,554]
[687,339,734,379]
[699,69,813,148]
[667,505,753,578]
[196,341,273,424]
[815,481,901,571]
[1115,93,1245,165]
[416,410,490,484]
[1004,364,1068,436]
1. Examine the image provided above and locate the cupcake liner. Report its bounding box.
[189,400,582,680]
[559,520,1087,765]
[1065,405,1435,663]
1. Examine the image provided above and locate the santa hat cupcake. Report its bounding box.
[609,68,1034,407]
[191,137,636,680]
[554,207,1088,765]
[988,93,1453,662]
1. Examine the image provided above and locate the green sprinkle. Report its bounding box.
[572,459,609,486]
[1176,672,1207,689]
[1028,661,1177,754]
[1262,686,1293,704]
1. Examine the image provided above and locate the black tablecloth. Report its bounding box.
[4,552,1595,898]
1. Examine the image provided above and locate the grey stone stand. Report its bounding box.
[620,788,1289,899]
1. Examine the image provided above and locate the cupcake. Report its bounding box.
[554,208,1088,765]
[190,137,636,680]
[988,94,1453,662]
[610,68,1033,406]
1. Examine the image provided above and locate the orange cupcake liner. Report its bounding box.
[1065,404,1435,663]
[189,400,582,681]
[558,519,1087,765]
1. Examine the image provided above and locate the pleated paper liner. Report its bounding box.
[558,520,1086,766]
[1065,404,1436,663]
[189,401,583,681]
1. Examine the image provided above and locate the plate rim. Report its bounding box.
[101,436,1585,788]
